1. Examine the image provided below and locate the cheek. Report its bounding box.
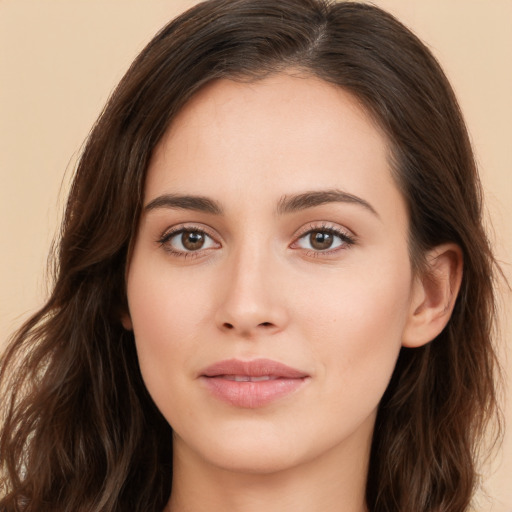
[125,257,214,414]
[127,252,214,344]
[296,257,412,401]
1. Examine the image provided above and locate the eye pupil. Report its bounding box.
[182,231,205,250]
[310,231,333,250]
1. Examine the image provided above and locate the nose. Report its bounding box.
[214,245,289,337]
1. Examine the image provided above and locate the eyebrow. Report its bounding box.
[145,194,223,215]
[144,188,378,218]
[276,189,379,217]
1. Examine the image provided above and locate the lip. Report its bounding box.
[199,358,310,408]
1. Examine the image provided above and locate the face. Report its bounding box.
[125,73,417,475]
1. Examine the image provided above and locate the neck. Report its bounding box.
[165,426,371,512]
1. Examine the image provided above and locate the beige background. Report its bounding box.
[1,0,510,509]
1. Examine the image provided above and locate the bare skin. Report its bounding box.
[124,72,462,512]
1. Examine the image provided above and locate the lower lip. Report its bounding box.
[201,376,308,408]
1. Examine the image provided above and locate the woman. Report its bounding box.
[0,1,502,511]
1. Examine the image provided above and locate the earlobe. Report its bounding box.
[121,313,133,331]
[402,243,463,348]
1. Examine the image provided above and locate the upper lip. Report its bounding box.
[200,358,309,379]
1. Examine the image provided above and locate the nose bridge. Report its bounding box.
[215,235,287,335]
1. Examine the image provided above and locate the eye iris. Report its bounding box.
[182,231,205,250]
[310,231,333,250]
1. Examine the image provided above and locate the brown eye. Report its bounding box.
[309,231,334,250]
[161,227,218,255]
[181,230,205,251]
[294,227,353,253]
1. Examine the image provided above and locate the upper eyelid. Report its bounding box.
[293,221,356,239]
[159,223,219,241]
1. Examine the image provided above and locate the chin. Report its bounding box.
[206,445,305,475]
[174,421,310,475]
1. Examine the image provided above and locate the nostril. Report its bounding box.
[222,321,273,330]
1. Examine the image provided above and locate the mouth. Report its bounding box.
[199,358,309,408]
[223,375,281,382]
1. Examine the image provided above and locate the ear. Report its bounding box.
[402,243,463,348]
[121,312,133,331]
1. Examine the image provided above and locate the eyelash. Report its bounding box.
[291,223,356,257]
[157,223,356,259]
[157,224,219,259]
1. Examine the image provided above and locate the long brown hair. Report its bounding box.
[0,1,501,510]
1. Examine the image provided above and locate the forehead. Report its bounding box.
[154,72,388,170]
[145,72,405,227]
